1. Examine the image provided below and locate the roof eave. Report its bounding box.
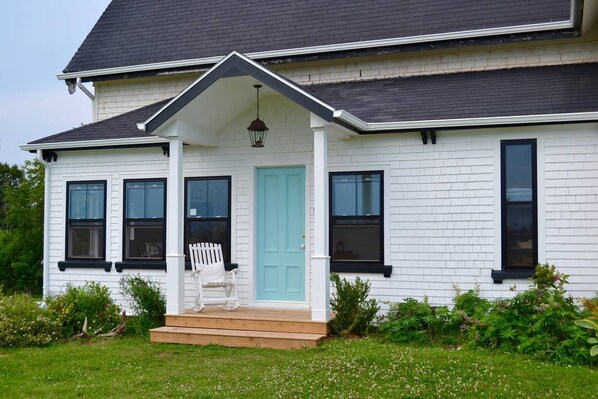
[334,110,598,133]
[20,136,168,152]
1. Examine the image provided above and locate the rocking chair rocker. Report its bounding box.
[188,243,239,312]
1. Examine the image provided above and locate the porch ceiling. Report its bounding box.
[162,75,278,134]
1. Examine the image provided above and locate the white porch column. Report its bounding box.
[311,126,331,321]
[166,137,186,314]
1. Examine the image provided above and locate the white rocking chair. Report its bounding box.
[188,243,239,312]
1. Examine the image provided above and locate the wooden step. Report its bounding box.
[165,313,329,335]
[151,326,326,350]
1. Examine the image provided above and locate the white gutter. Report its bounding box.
[138,51,336,132]
[21,136,168,152]
[334,110,598,132]
[36,150,50,299]
[57,20,573,81]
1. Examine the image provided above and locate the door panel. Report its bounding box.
[256,167,305,301]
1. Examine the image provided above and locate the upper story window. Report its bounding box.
[330,171,383,264]
[66,181,106,260]
[501,139,537,270]
[185,177,231,263]
[123,180,166,260]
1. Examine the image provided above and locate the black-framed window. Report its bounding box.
[66,181,106,260]
[185,177,231,263]
[330,171,383,264]
[501,139,537,270]
[123,179,166,261]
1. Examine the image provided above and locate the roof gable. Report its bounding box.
[140,51,335,134]
[62,0,576,79]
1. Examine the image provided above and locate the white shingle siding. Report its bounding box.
[93,41,598,121]
[46,95,598,309]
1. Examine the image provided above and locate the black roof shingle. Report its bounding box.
[307,63,598,123]
[64,0,572,74]
[28,99,170,144]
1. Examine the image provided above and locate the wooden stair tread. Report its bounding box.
[168,314,324,325]
[171,308,317,323]
[152,326,326,341]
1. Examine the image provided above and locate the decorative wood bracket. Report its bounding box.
[420,130,437,145]
[42,150,58,163]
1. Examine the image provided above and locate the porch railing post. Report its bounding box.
[166,137,185,314]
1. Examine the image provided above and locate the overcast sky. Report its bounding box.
[0,1,111,166]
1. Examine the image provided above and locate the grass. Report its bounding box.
[0,337,596,398]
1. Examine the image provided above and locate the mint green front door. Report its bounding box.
[256,167,305,301]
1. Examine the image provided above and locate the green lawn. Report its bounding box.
[0,337,596,398]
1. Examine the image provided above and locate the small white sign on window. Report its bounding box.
[190,209,197,216]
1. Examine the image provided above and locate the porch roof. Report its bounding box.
[23,61,598,151]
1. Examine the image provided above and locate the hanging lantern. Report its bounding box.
[247,84,268,148]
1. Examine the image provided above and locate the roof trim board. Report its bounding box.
[58,20,575,81]
[334,110,598,132]
[21,136,168,152]
[139,51,336,133]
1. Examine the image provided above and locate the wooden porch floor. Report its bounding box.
[150,307,329,350]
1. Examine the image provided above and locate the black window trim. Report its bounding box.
[64,180,108,263]
[184,175,232,269]
[329,170,391,276]
[121,178,167,263]
[495,138,538,283]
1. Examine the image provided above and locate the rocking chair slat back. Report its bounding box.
[189,243,226,283]
[188,242,239,312]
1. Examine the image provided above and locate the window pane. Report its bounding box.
[187,220,229,262]
[332,175,356,215]
[332,174,380,216]
[68,184,88,219]
[332,219,381,262]
[68,221,104,258]
[505,203,534,268]
[145,181,164,218]
[87,184,105,219]
[187,179,229,218]
[505,144,533,202]
[125,221,164,259]
[208,179,228,217]
[357,174,380,215]
[126,182,145,218]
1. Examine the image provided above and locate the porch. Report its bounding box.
[150,307,329,349]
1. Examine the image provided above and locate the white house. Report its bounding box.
[22,0,598,347]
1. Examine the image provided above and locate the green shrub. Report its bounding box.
[380,297,460,344]
[46,282,121,339]
[453,285,491,319]
[329,273,379,337]
[465,263,592,365]
[120,274,166,335]
[574,317,598,357]
[0,292,60,347]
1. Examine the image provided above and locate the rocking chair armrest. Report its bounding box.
[191,269,202,278]
[225,269,237,283]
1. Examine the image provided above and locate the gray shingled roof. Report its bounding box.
[30,62,598,146]
[28,99,170,144]
[307,63,598,123]
[65,0,572,73]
